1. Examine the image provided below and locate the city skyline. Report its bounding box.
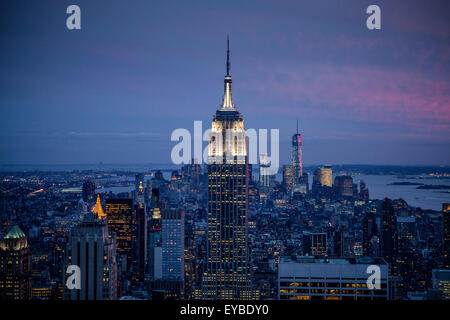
[1,0,449,166]
[202,40,253,299]
[0,41,449,300]
[2,0,450,310]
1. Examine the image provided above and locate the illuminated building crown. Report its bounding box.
[0,225,28,251]
[219,36,236,111]
[92,194,106,219]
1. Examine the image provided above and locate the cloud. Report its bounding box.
[242,63,450,140]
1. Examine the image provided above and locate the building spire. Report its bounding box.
[92,194,106,219]
[219,35,236,110]
[226,35,230,76]
[296,118,299,134]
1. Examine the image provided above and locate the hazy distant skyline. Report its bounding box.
[1,0,449,166]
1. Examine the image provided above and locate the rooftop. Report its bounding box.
[4,225,26,240]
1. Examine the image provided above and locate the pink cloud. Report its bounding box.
[242,63,450,137]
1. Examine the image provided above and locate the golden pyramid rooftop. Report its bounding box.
[92,194,106,219]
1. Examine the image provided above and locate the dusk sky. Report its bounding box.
[1,0,449,166]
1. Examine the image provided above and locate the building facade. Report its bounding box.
[381,198,397,268]
[161,209,184,282]
[0,225,32,300]
[65,216,118,300]
[282,165,295,193]
[334,175,354,199]
[202,39,253,300]
[432,269,450,300]
[278,256,389,300]
[105,198,133,270]
[303,232,327,256]
[313,165,332,188]
[291,121,303,185]
[443,203,450,269]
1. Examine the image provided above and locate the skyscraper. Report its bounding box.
[316,165,332,187]
[82,180,95,202]
[381,198,397,271]
[359,180,370,201]
[312,165,332,197]
[363,212,378,257]
[291,120,303,184]
[135,173,145,204]
[133,203,147,284]
[65,214,118,300]
[333,228,344,257]
[147,188,162,282]
[259,154,271,188]
[161,209,184,282]
[302,232,327,256]
[153,208,185,298]
[334,175,354,199]
[443,203,450,269]
[105,198,133,270]
[0,225,31,300]
[147,227,162,282]
[202,38,252,300]
[282,165,295,193]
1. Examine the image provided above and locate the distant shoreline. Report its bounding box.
[0,163,449,176]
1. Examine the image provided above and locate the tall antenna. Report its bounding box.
[226,35,230,76]
[296,118,299,134]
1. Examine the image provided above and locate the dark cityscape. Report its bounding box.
[0,0,449,316]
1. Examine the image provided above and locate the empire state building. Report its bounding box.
[201,38,253,300]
